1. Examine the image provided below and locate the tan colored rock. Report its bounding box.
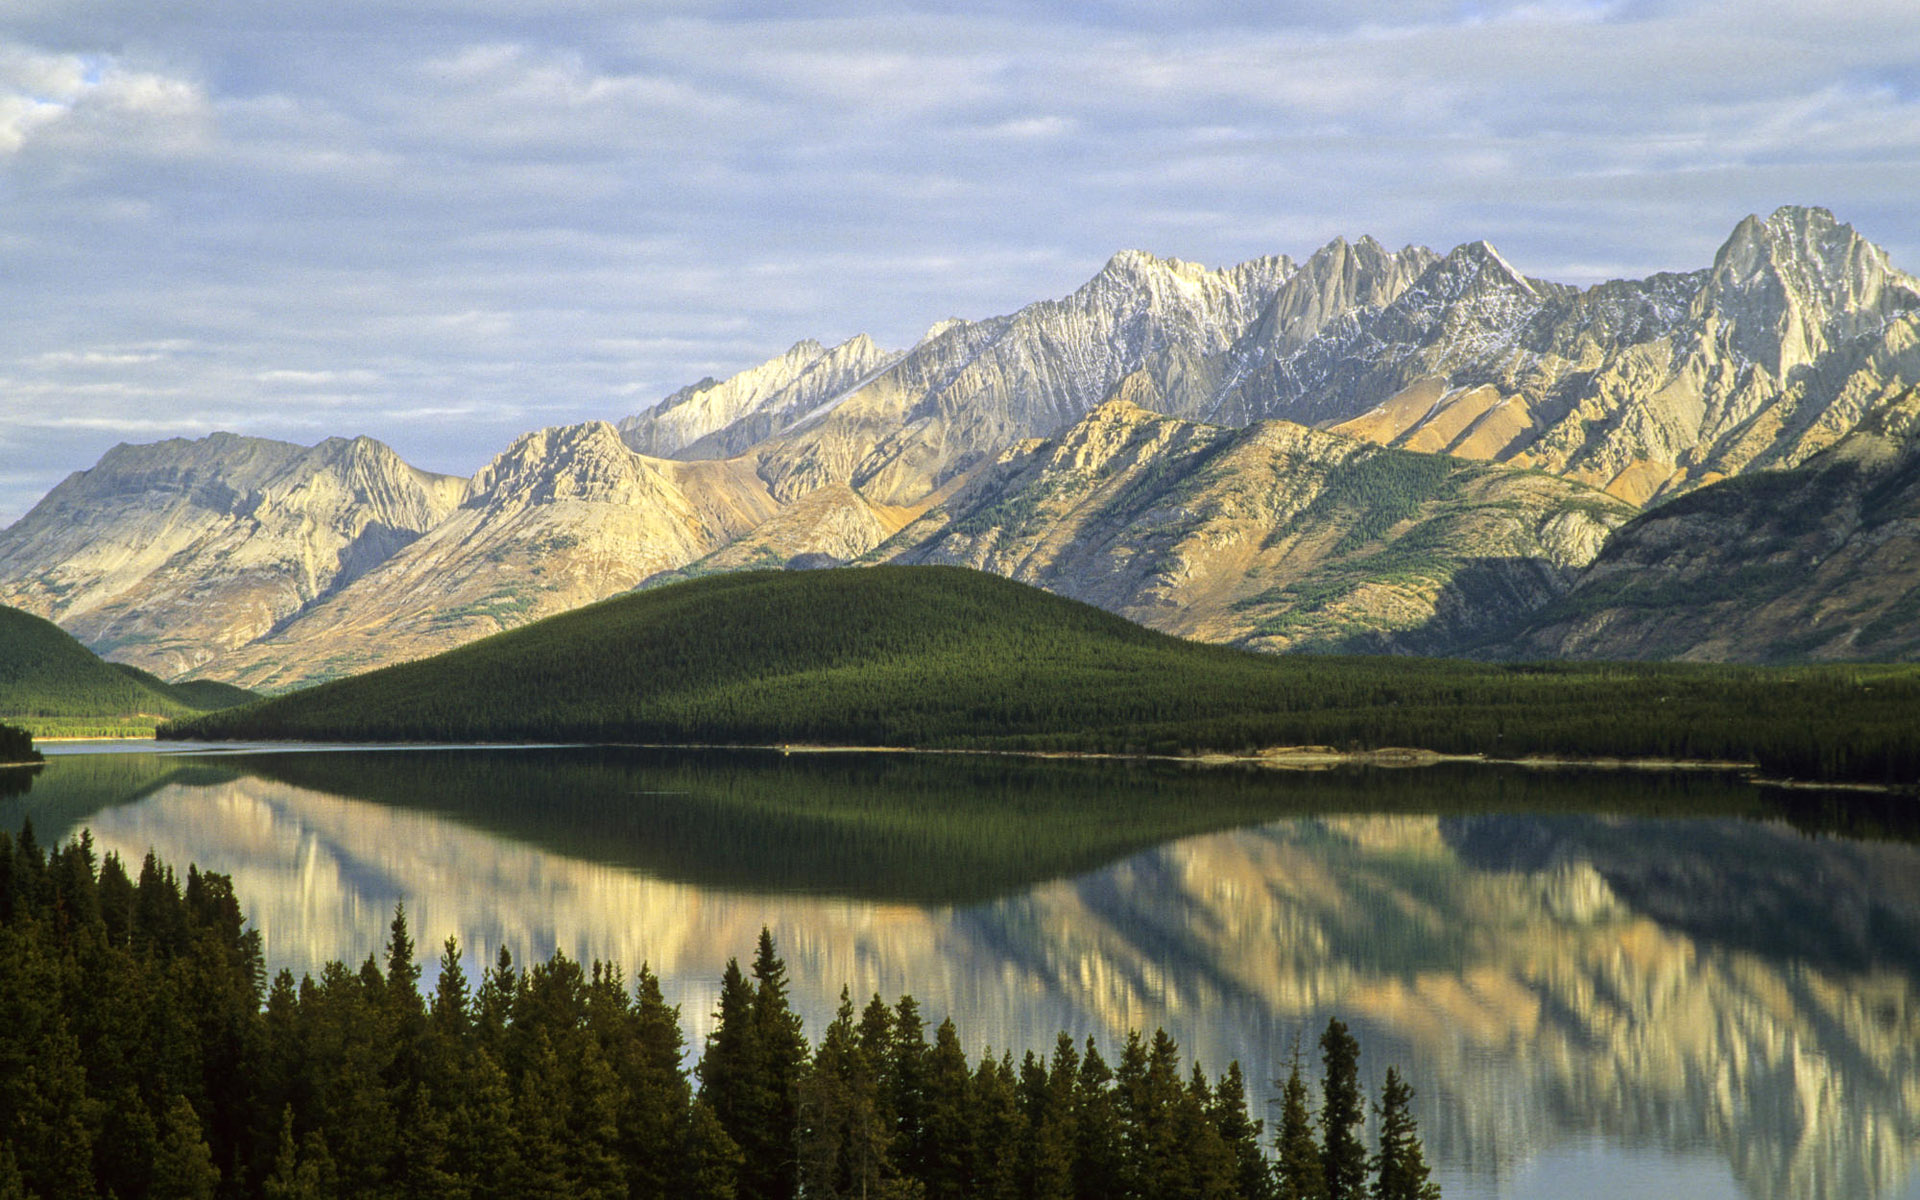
[0,433,468,679]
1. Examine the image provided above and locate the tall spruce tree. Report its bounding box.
[1212,1061,1275,1200]
[1274,1037,1325,1200]
[1371,1068,1440,1200]
[1319,1020,1368,1200]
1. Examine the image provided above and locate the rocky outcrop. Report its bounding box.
[0,433,468,679]
[881,398,1632,653]
[617,335,899,459]
[1209,207,1920,504]
[1500,389,1920,661]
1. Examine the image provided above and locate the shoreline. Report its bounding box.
[101,732,1917,794]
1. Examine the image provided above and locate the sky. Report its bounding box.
[2,0,1918,524]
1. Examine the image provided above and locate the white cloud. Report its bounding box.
[0,0,1916,527]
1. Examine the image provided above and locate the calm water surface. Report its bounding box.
[6,742,1917,1200]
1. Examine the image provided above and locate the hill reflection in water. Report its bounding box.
[7,746,1918,1200]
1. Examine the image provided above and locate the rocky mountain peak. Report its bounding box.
[1698,205,1919,375]
[1246,235,1442,355]
[475,421,661,508]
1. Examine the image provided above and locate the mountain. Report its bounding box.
[198,421,782,690]
[0,602,255,734]
[877,395,1633,654]
[745,249,1295,504]
[5,205,1919,686]
[1502,388,1920,661]
[0,433,469,680]
[616,335,899,459]
[167,567,1920,784]
[1206,206,1920,504]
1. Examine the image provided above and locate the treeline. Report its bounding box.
[0,604,255,736]
[0,823,1439,1200]
[168,567,1920,785]
[0,723,39,765]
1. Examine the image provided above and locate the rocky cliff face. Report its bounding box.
[616,335,898,460]
[880,397,1632,652]
[1501,389,1920,661]
[1208,207,1920,504]
[0,433,469,679]
[750,249,1295,504]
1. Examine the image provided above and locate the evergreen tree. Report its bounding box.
[888,996,929,1180]
[1318,1020,1368,1200]
[683,1098,744,1200]
[431,936,470,1040]
[1213,1061,1275,1200]
[1178,1063,1239,1200]
[1069,1038,1122,1200]
[1370,1068,1440,1200]
[151,1095,220,1200]
[966,1052,1025,1200]
[699,959,759,1173]
[1274,1038,1325,1200]
[917,1018,972,1200]
[747,929,808,1200]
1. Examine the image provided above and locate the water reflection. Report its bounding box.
[5,748,1918,1200]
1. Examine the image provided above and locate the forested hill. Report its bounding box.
[165,566,1920,784]
[0,604,256,735]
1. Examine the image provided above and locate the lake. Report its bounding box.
[5,742,1917,1200]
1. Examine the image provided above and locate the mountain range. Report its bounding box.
[1,205,1915,688]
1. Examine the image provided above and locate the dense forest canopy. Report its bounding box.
[169,567,1920,785]
[0,824,1439,1199]
[0,606,255,737]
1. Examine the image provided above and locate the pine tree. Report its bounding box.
[1070,1038,1122,1200]
[888,995,929,1180]
[699,959,759,1173]
[431,936,471,1041]
[151,1095,220,1200]
[1274,1038,1325,1200]
[683,1098,744,1200]
[747,929,808,1200]
[918,1018,973,1200]
[1370,1068,1440,1200]
[1213,1061,1275,1200]
[1319,1020,1367,1200]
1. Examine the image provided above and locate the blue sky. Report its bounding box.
[2,0,1917,521]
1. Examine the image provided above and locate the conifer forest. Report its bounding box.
[0,822,1441,1199]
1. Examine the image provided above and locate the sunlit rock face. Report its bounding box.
[42,765,1920,1200]
[881,398,1634,653]
[0,433,469,679]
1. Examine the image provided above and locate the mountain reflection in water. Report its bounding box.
[7,746,1918,1200]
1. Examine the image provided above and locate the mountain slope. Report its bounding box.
[0,603,254,731]
[876,395,1632,654]
[200,421,783,690]
[617,335,899,459]
[1503,389,1920,661]
[0,433,469,679]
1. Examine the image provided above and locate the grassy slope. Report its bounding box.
[0,604,256,735]
[167,566,1920,783]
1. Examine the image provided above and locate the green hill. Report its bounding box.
[166,566,1920,784]
[0,604,257,736]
